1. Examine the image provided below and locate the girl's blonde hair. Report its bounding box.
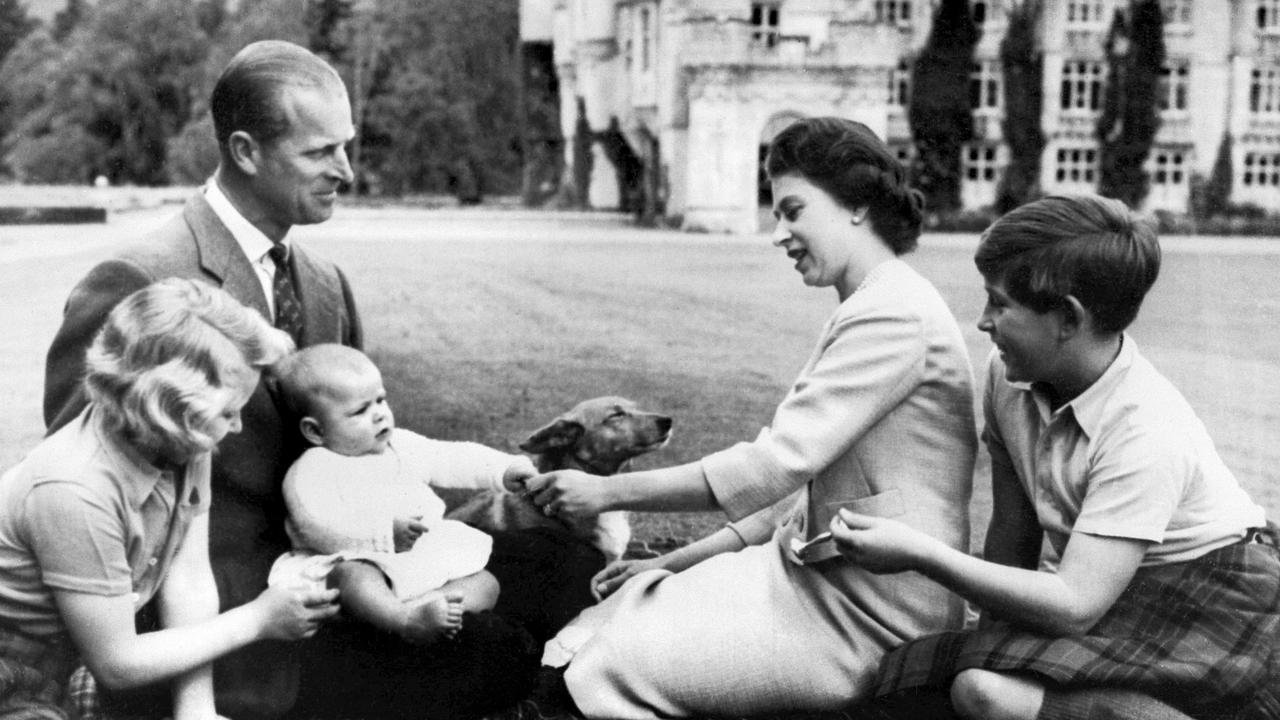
[84,278,295,463]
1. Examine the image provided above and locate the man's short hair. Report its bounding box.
[975,194,1161,334]
[210,40,344,150]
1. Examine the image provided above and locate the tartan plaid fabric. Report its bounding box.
[66,667,99,720]
[874,537,1280,718]
[0,625,78,720]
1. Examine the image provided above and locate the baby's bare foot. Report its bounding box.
[400,593,464,645]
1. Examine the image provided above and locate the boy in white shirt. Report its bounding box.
[268,344,535,644]
[835,194,1279,719]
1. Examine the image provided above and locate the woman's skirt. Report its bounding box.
[874,532,1280,718]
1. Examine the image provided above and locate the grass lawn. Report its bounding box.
[5,205,1280,555]
[295,208,1280,553]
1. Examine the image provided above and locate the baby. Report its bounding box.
[268,344,535,644]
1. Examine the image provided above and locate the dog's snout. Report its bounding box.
[657,416,673,434]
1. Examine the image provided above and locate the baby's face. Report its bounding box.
[313,364,395,456]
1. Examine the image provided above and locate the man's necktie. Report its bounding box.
[268,244,304,343]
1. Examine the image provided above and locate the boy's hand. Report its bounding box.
[393,516,429,552]
[829,509,932,574]
[502,456,538,493]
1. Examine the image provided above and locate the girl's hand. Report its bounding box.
[524,470,610,520]
[829,509,933,574]
[393,516,429,552]
[252,585,340,641]
[591,556,664,600]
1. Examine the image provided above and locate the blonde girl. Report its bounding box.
[0,278,338,720]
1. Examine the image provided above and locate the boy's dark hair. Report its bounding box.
[765,116,924,255]
[975,194,1161,334]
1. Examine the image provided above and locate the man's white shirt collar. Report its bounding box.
[204,179,284,315]
[204,179,280,265]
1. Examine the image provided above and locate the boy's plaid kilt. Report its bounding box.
[0,625,78,720]
[874,532,1280,718]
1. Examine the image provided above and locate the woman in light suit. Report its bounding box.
[523,116,978,718]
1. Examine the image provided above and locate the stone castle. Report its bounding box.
[521,0,1280,233]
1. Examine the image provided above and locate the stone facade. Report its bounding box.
[523,0,1280,232]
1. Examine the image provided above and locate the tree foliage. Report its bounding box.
[353,0,522,196]
[306,0,352,62]
[519,41,562,206]
[3,0,211,184]
[995,0,1045,213]
[908,0,980,214]
[0,0,523,194]
[1097,0,1165,208]
[1192,133,1233,220]
[0,0,35,152]
[0,0,33,68]
[51,0,85,41]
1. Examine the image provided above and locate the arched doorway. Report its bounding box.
[758,111,805,206]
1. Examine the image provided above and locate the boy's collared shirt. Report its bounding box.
[983,334,1265,569]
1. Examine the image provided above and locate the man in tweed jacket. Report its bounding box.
[43,40,362,718]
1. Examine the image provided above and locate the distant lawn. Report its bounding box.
[291,209,1280,552]
[5,207,1280,553]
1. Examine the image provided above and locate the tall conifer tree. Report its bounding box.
[1097,0,1165,207]
[995,0,1044,212]
[908,0,980,213]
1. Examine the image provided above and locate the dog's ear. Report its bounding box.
[521,419,585,453]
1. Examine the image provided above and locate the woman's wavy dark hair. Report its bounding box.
[765,116,924,255]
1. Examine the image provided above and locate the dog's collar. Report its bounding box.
[569,453,623,476]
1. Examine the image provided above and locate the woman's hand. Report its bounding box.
[591,556,665,600]
[524,469,612,520]
[393,516,429,552]
[251,585,340,641]
[829,509,935,574]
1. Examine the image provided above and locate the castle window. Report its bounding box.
[972,0,992,25]
[1250,67,1280,114]
[1060,61,1104,113]
[750,3,781,47]
[1066,0,1108,25]
[1161,0,1192,27]
[970,60,1003,110]
[1055,147,1098,184]
[1158,60,1190,114]
[889,59,911,107]
[875,0,913,26]
[1151,149,1187,186]
[1242,151,1280,186]
[963,143,1001,182]
[1258,0,1280,31]
[641,7,654,71]
[622,7,633,71]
